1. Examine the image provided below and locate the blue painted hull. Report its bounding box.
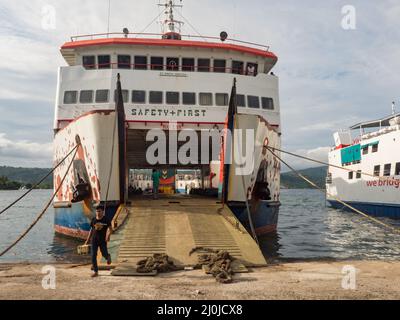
[229,201,280,235]
[54,202,119,239]
[327,200,400,219]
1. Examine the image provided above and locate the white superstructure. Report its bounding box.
[326,112,400,218]
[52,0,283,238]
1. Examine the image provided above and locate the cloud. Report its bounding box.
[0,133,52,167]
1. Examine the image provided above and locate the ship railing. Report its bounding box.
[81,62,261,76]
[69,32,271,52]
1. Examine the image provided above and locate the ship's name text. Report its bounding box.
[366,178,400,189]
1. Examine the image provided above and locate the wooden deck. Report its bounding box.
[113,195,267,269]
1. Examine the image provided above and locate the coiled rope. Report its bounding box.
[265,146,400,234]
[0,145,79,216]
[0,144,80,257]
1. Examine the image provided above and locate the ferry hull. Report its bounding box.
[327,200,400,219]
[230,201,280,235]
[54,203,119,239]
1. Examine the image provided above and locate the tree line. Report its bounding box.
[0,176,52,190]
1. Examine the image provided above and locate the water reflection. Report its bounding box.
[258,232,282,261]
[48,234,89,263]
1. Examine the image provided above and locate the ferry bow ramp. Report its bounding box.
[112,196,267,275]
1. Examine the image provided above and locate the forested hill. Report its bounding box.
[281,166,327,189]
[0,166,52,189]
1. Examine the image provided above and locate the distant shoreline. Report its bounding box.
[0,165,327,191]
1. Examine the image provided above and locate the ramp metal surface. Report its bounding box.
[115,196,267,267]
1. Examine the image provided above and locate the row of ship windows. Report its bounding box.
[362,144,378,154]
[82,55,259,76]
[63,90,275,110]
[348,163,400,180]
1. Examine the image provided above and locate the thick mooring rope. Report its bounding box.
[0,145,80,257]
[190,247,236,284]
[0,145,79,216]
[266,147,400,234]
[268,146,391,181]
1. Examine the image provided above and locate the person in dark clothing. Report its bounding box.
[84,205,112,278]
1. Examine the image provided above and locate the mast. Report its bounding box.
[159,0,184,40]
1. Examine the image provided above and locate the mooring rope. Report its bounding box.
[268,146,390,181]
[0,144,79,216]
[265,147,400,234]
[0,145,80,257]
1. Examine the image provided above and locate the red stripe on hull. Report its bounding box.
[54,225,89,240]
[255,224,277,236]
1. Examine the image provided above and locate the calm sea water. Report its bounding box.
[0,189,399,263]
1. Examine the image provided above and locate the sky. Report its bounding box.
[0,0,399,169]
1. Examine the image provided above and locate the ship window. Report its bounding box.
[372,144,379,153]
[237,94,246,107]
[83,56,96,69]
[118,55,131,69]
[182,58,195,72]
[182,92,196,105]
[79,90,93,104]
[247,95,260,109]
[95,90,109,103]
[198,59,210,72]
[395,163,400,176]
[214,59,226,73]
[232,60,244,75]
[199,93,213,106]
[384,164,392,176]
[167,57,179,71]
[356,170,362,179]
[149,91,163,104]
[132,90,146,103]
[348,171,353,180]
[216,93,229,106]
[114,90,129,103]
[98,55,111,69]
[166,92,179,104]
[151,57,164,70]
[373,165,380,177]
[64,91,78,104]
[134,56,148,70]
[261,97,274,110]
[362,146,369,155]
[246,62,258,76]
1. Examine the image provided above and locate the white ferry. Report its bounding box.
[52,1,282,239]
[326,109,400,219]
